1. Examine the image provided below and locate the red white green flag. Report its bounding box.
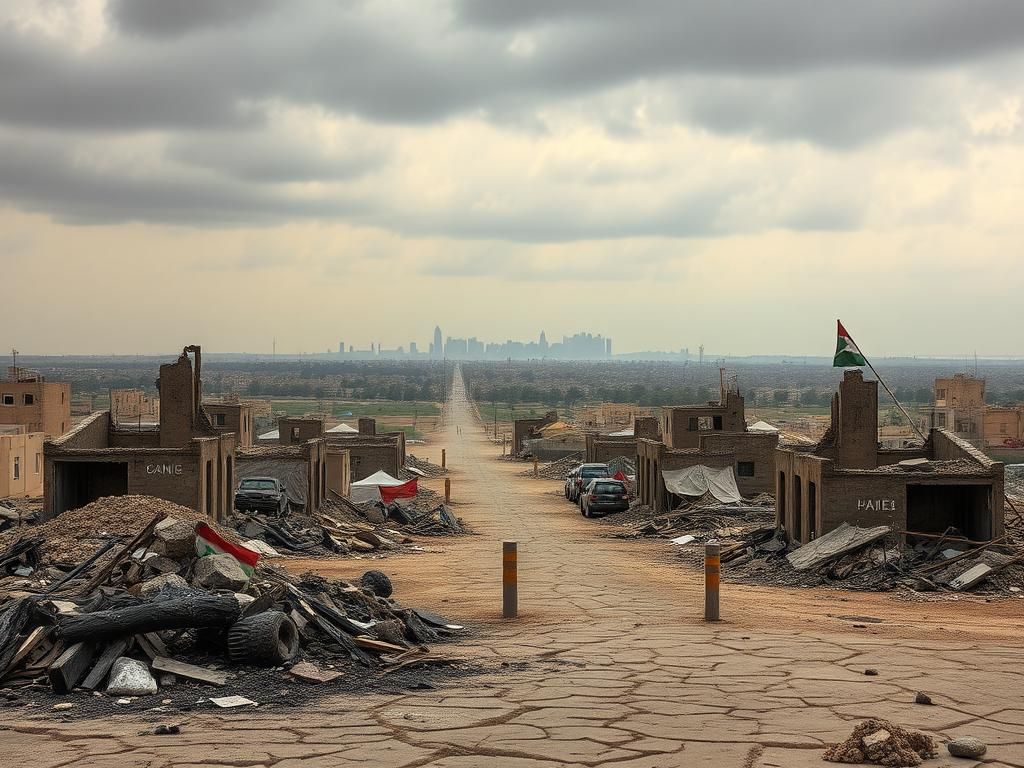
[195,522,260,575]
[833,320,867,368]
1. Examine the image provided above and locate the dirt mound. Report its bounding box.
[824,719,936,766]
[0,495,236,562]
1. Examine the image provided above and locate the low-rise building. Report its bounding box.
[0,367,71,439]
[44,346,237,521]
[512,411,559,457]
[205,402,255,448]
[777,370,1004,544]
[636,391,778,511]
[0,425,44,498]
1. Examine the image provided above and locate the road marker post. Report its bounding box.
[533,458,538,478]
[502,541,518,618]
[441,449,446,469]
[704,540,721,621]
[444,477,451,503]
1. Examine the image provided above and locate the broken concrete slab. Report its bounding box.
[949,563,993,591]
[787,523,891,571]
[191,553,249,591]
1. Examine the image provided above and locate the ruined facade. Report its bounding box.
[326,418,405,482]
[110,388,160,423]
[512,411,559,457]
[0,368,71,439]
[636,391,778,512]
[236,439,328,513]
[205,402,255,448]
[777,370,1004,544]
[43,347,237,521]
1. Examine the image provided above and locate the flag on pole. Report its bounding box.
[833,320,867,368]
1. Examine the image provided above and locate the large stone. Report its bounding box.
[106,657,157,696]
[947,737,987,758]
[192,553,249,591]
[152,518,196,559]
[139,573,189,598]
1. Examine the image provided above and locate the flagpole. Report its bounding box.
[844,326,928,444]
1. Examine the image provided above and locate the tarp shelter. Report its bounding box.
[327,423,359,433]
[661,465,742,504]
[236,456,310,507]
[349,470,407,504]
[747,420,780,433]
[257,429,279,442]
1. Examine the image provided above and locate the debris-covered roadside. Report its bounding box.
[518,454,583,479]
[0,497,467,717]
[602,493,1024,597]
[403,454,449,479]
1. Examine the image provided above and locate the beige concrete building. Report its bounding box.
[0,425,44,498]
[0,368,71,439]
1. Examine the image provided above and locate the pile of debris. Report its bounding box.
[333,495,466,537]
[404,454,448,479]
[824,719,936,766]
[0,500,40,533]
[606,493,776,539]
[0,502,464,711]
[519,454,583,479]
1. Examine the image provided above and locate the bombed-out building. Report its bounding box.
[636,389,779,512]
[324,417,405,483]
[512,411,559,457]
[44,347,236,521]
[776,370,1005,544]
[585,417,660,464]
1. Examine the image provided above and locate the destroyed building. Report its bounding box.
[204,402,254,448]
[324,417,404,483]
[43,347,237,521]
[512,411,559,457]
[585,417,660,464]
[636,389,778,512]
[776,370,1005,544]
[1,367,71,439]
[919,373,1024,450]
[110,388,160,423]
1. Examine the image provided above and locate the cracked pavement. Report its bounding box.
[3,367,1023,767]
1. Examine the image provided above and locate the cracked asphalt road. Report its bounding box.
[4,366,1023,767]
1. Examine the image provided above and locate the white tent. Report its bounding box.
[747,420,780,433]
[327,423,359,433]
[349,470,406,503]
[257,429,279,442]
[661,465,742,504]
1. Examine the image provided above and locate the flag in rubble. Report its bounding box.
[379,477,418,504]
[833,320,867,368]
[195,522,260,575]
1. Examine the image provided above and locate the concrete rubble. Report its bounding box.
[0,496,465,708]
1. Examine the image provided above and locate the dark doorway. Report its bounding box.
[205,460,213,517]
[778,471,786,528]
[808,481,818,540]
[52,461,128,518]
[907,484,992,541]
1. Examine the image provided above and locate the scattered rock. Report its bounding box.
[139,573,189,598]
[914,692,933,705]
[106,657,158,696]
[864,668,879,676]
[145,556,182,575]
[192,553,250,591]
[365,507,387,525]
[360,570,393,598]
[947,737,987,759]
[154,724,180,735]
[52,702,73,711]
[288,661,341,684]
[152,518,197,559]
[159,674,177,688]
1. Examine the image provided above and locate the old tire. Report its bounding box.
[227,611,299,665]
[361,570,393,598]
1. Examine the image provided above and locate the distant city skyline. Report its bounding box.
[339,327,615,361]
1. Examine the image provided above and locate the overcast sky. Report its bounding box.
[3,0,1023,357]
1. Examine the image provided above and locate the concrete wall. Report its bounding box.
[0,431,44,497]
[635,417,660,441]
[205,403,254,448]
[53,411,110,449]
[326,446,351,498]
[587,436,637,464]
[662,391,745,449]
[278,417,324,445]
[158,353,198,448]
[0,381,71,438]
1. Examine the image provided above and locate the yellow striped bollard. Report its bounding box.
[705,540,720,621]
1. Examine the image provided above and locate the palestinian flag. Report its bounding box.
[195,522,260,575]
[833,320,867,368]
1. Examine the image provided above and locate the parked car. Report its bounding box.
[564,466,581,499]
[569,463,610,502]
[580,478,629,517]
[234,477,288,516]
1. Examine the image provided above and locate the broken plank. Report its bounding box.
[151,655,227,686]
[786,523,891,571]
[81,638,130,691]
[353,635,408,654]
[134,632,167,661]
[48,641,96,694]
[2,626,49,677]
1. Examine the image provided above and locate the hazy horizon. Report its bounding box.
[3,1,1023,357]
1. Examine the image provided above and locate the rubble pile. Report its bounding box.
[0,503,465,710]
[403,454,448,478]
[519,454,583,479]
[824,719,937,766]
[606,494,776,539]
[0,499,40,533]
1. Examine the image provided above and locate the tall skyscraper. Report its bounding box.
[433,325,443,358]
[539,330,548,353]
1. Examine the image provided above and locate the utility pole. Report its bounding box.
[11,348,18,376]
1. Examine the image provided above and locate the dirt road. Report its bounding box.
[6,367,1024,767]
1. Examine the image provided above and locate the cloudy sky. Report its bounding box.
[3,0,1023,356]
